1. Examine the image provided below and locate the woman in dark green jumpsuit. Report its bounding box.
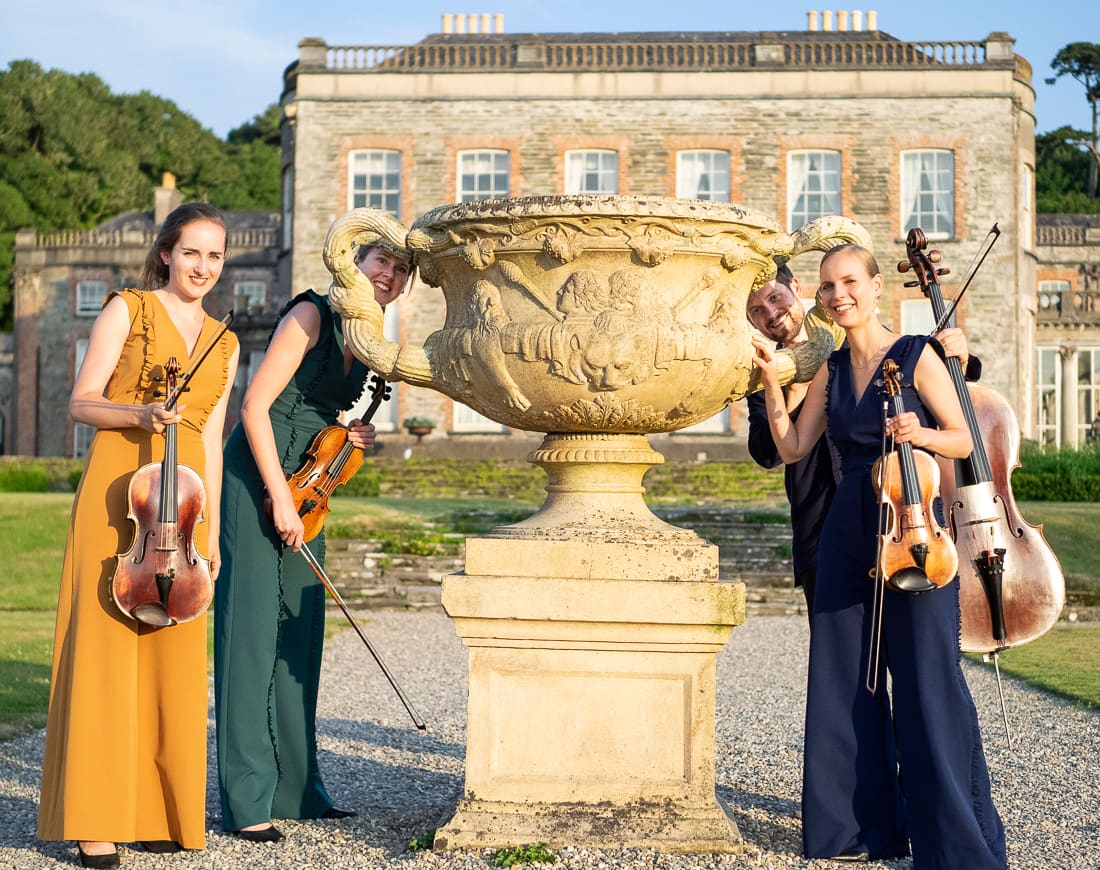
[214,229,412,842]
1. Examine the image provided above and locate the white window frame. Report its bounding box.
[457,149,510,201]
[349,149,402,216]
[676,150,730,202]
[787,150,841,230]
[73,338,94,457]
[76,280,107,316]
[565,150,618,194]
[899,299,936,335]
[1077,347,1100,444]
[1037,346,1061,446]
[451,401,506,433]
[901,149,955,240]
[233,280,266,315]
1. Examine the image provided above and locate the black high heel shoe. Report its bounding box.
[232,825,284,843]
[76,843,120,868]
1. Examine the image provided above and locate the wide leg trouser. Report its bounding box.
[214,472,333,830]
[803,487,1006,869]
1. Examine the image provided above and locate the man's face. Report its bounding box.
[747,278,806,344]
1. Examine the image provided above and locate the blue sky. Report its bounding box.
[1,0,1092,139]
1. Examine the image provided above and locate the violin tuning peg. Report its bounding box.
[152,390,164,398]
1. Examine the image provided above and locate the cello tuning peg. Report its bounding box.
[928,250,942,263]
[152,390,165,398]
[897,261,911,273]
[936,267,950,276]
[903,280,919,288]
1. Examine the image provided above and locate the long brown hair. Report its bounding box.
[140,202,227,289]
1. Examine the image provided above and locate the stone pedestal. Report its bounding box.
[436,434,746,853]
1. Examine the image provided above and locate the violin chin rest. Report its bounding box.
[888,567,936,595]
[131,603,176,627]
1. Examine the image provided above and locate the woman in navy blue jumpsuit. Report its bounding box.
[751,244,1006,870]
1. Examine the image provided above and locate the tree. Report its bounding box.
[1035,127,1100,213]
[0,60,281,330]
[1049,42,1100,198]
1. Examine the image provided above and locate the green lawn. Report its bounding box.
[2,493,1097,739]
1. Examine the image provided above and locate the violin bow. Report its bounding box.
[930,225,1001,335]
[163,310,235,411]
[866,386,894,695]
[299,541,427,731]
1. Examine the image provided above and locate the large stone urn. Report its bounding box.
[325,196,864,852]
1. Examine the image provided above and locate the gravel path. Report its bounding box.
[1,611,1096,868]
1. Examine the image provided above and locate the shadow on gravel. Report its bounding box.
[717,784,803,856]
[318,717,464,759]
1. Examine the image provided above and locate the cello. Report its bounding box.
[900,228,1065,649]
[900,229,1065,740]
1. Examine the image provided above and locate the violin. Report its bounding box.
[900,229,1065,654]
[271,373,391,543]
[872,358,959,593]
[111,358,213,626]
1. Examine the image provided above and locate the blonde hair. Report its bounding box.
[819,243,881,278]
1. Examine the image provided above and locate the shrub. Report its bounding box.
[0,458,86,492]
[1015,445,1100,501]
[0,464,50,493]
[341,465,381,497]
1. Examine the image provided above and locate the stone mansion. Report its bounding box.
[8,11,1100,457]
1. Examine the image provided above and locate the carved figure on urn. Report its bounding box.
[326,197,867,432]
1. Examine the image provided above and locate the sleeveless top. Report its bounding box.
[224,289,371,480]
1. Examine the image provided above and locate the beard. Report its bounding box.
[766,307,806,344]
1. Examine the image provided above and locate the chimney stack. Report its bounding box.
[806,10,877,33]
[154,172,181,227]
[442,12,504,34]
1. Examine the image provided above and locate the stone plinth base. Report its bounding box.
[435,795,741,854]
[438,568,745,853]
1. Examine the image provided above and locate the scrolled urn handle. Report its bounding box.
[324,208,435,387]
[745,215,872,393]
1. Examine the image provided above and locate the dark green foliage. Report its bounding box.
[491,843,558,867]
[1036,127,1100,213]
[1047,42,1100,200]
[0,458,86,492]
[406,829,436,852]
[1013,444,1100,500]
[0,464,50,492]
[341,465,382,497]
[0,60,281,329]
